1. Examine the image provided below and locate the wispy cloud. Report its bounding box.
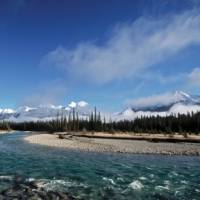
[137,70,186,85]
[41,9,200,84]
[188,67,200,86]
[125,91,190,108]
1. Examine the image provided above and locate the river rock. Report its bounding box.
[0,177,78,200]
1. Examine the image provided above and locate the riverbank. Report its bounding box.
[71,132,200,143]
[24,133,200,155]
[0,130,15,134]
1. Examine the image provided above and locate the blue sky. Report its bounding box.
[0,0,200,111]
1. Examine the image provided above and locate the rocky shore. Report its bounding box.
[24,133,200,155]
[0,176,77,200]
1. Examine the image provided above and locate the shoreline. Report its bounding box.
[0,130,16,134]
[72,132,200,143]
[24,133,200,156]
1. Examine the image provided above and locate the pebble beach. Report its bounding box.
[24,133,200,155]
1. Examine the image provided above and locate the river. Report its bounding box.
[0,131,199,199]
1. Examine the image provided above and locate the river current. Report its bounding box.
[0,131,199,199]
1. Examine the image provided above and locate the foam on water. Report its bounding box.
[0,175,13,181]
[175,190,181,196]
[168,171,178,178]
[44,179,77,191]
[195,189,200,193]
[164,180,170,185]
[25,178,88,192]
[139,176,147,180]
[155,185,170,190]
[149,174,154,178]
[116,177,124,182]
[26,178,35,182]
[180,180,188,184]
[129,180,144,190]
[102,177,116,185]
[146,167,153,170]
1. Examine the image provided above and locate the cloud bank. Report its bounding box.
[41,9,200,84]
[125,91,191,108]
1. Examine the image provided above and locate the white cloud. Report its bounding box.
[188,67,200,86]
[41,9,200,84]
[138,71,186,84]
[125,91,190,108]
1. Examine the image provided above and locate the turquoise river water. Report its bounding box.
[0,131,200,199]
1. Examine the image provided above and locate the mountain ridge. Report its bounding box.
[1,91,200,122]
[117,91,200,121]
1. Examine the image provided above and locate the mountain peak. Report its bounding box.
[0,108,15,114]
[68,101,89,108]
[0,92,200,122]
[174,91,191,101]
[16,106,35,112]
[124,91,200,114]
[78,101,88,107]
[68,101,77,108]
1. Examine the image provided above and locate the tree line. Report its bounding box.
[0,108,200,135]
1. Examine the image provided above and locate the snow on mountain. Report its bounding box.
[16,106,36,113]
[67,101,89,109]
[0,101,91,122]
[68,101,77,108]
[0,108,15,120]
[78,101,88,107]
[65,101,92,117]
[127,91,199,112]
[169,103,200,114]
[0,108,15,114]
[114,109,167,121]
[1,91,200,122]
[116,91,200,121]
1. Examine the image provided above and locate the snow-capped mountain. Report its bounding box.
[129,91,200,112]
[116,91,200,121]
[0,101,91,122]
[0,109,15,120]
[1,91,200,122]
